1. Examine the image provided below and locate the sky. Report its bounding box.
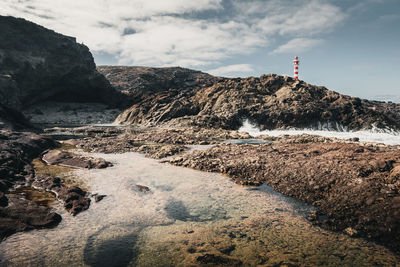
[2,0,400,102]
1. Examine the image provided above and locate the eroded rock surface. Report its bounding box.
[0,195,61,239]
[98,66,220,105]
[75,126,250,158]
[42,150,112,169]
[108,71,400,131]
[33,175,90,216]
[0,130,58,239]
[168,142,400,252]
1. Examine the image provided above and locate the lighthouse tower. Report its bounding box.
[293,56,299,79]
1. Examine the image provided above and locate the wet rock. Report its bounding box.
[135,185,150,193]
[42,150,112,169]
[0,130,57,239]
[0,195,61,240]
[94,194,106,202]
[33,175,91,216]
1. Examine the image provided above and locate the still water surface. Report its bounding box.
[0,152,399,266]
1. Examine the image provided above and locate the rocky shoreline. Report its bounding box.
[60,125,400,253]
[0,130,59,239]
[0,127,114,240]
[1,14,400,259]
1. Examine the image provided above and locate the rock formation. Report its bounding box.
[0,15,119,111]
[0,16,119,240]
[0,130,60,239]
[102,68,400,131]
[168,141,400,252]
[98,66,220,100]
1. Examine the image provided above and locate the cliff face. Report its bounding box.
[108,69,400,131]
[0,16,118,110]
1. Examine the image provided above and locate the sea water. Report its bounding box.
[239,119,400,145]
[0,152,398,266]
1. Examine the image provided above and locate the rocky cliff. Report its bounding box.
[0,16,118,110]
[103,68,400,131]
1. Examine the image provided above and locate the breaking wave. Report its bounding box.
[238,119,400,145]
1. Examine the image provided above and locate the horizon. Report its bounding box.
[2,0,400,103]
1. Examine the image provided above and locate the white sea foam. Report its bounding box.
[238,119,400,145]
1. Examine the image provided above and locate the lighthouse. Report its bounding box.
[293,56,299,79]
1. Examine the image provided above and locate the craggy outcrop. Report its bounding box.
[97,65,220,100]
[98,66,222,118]
[0,16,119,110]
[112,72,400,131]
[168,141,400,252]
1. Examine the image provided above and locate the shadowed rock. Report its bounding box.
[0,15,121,110]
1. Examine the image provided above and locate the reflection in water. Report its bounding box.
[0,152,399,266]
[164,198,196,222]
[84,224,142,267]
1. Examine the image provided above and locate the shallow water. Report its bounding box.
[0,152,399,266]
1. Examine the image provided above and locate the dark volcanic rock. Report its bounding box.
[98,66,222,116]
[42,150,113,169]
[0,195,61,239]
[168,142,400,252]
[135,185,150,192]
[94,194,106,203]
[0,130,57,240]
[0,16,119,110]
[0,104,33,130]
[98,65,220,98]
[114,73,400,131]
[75,126,250,156]
[33,175,90,216]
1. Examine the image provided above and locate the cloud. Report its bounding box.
[1,0,345,67]
[235,0,346,36]
[272,38,324,54]
[207,64,254,77]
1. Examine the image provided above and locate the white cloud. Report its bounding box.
[207,64,254,77]
[1,0,345,67]
[272,38,324,54]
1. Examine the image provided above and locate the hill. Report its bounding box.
[98,66,400,131]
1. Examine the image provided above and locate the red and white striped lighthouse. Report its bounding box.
[293,56,299,79]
